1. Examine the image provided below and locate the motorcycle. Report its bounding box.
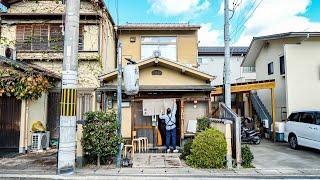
[241,117,261,145]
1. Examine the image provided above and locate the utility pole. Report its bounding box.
[57,0,80,175]
[116,41,122,168]
[224,0,241,168]
[224,0,231,109]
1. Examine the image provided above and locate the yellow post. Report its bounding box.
[271,88,276,142]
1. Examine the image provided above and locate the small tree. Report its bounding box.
[82,111,122,167]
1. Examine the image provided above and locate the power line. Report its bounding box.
[230,0,264,40]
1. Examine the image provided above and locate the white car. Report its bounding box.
[284,110,320,150]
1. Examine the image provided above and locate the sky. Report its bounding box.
[106,0,320,46]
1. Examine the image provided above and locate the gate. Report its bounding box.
[0,97,21,149]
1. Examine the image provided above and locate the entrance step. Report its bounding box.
[132,153,182,168]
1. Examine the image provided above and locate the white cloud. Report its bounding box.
[198,23,223,46]
[233,0,320,45]
[148,0,210,16]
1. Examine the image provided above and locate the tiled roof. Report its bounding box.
[0,55,60,79]
[118,23,201,30]
[198,46,248,55]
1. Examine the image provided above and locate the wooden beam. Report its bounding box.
[211,81,275,95]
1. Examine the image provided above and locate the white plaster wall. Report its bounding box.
[27,93,48,146]
[285,40,320,115]
[255,40,287,122]
[198,55,255,85]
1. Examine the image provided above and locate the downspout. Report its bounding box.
[24,100,29,152]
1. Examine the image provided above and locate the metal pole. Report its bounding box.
[224,0,231,109]
[116,41,122,168]
[57,0,80,175]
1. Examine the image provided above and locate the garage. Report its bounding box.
[0,97,21,151]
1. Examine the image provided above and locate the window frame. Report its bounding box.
[16,24,84,52]
[268,62,274,75]
[140,36,177,61]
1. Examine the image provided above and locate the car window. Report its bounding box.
[288,113,300,122]
[299,112,315,124]
[316,113,320,125]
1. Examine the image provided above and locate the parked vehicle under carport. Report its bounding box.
[284,110,320,150]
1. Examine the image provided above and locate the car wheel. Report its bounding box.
[289,135,298,150]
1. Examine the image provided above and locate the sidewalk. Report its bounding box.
[1,167,320,179]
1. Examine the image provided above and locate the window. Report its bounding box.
[300,112,315,124]
[243,67,256,73]
[268,62,274,75]
[16,24,84,51]
[288,113,300,122]
[151,69,162,76]
[280,56,285,75]
[316,113,320,125]
[141,36,176,61]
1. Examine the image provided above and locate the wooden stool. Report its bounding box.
[123,144,134,158]
[139,137,148,152]
[132,138,142,153]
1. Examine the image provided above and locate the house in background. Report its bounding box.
[0,0,116,152]
[198,46,255,85]
[242,32,320,122]
[98,23,215,147]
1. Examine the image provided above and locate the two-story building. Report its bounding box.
[242,32,320,122]
[0,0,116,152]
[198,46,255,85]
[98,23,215,148]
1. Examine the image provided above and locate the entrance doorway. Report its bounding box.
[131,100,181,149]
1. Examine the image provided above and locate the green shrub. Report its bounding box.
[241,145,254,168]
[82,111,122,167]
[197,117,210,132]
[186,128,227,168]
[180,139,193,160]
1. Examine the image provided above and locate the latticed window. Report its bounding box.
[16,24,84,51]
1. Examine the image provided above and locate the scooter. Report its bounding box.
[241,127,261,145]
[241,117,261,145]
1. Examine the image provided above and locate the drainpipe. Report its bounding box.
[24,100,29,152]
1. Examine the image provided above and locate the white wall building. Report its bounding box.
[242,32,320,122]
[198,46,255,85]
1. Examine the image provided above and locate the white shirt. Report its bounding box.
[159,103,177,130]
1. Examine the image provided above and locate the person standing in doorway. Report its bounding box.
[160,102,178,153]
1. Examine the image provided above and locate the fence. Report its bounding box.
[217,102,242,168]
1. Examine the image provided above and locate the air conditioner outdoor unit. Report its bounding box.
[31,131,50,151]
